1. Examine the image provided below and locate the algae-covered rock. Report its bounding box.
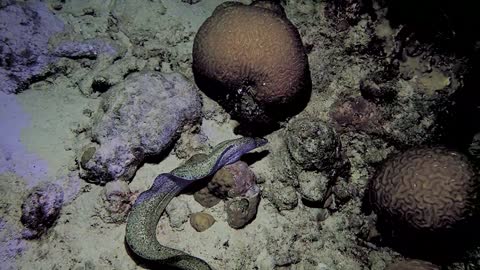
[265,182,298,211]
[286,117,347,174]
[297,171,330,202]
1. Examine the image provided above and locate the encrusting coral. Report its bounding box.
[192,1,311,133]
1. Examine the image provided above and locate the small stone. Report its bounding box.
[80,146,96,170]
[193,187,221,208]
[190,212,215,232]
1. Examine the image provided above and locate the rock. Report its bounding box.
[193,186,221,208]
[225,185,261,229]
[96,180,136,223]
[330,96,384,135]
[52,39,121,60]
[0,1,64,93]
[21,182,64,239]
[297,171,330,202]
[468,132,480,163]
[79,72,202,184]
[194,160,259,209]
[189,212,215,232]
[286,117,347,174]
[208,161,257,198]
[111,1,166,44]
[265,182,298,211]
[166,197,191,230]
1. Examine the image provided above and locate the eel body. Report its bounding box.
[125,137,267,269]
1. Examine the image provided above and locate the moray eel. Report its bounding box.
[125,137,267,270]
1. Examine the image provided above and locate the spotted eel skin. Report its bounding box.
[125,137,268,269]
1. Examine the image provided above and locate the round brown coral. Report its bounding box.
[192,1,311,132]
[385,259,439,270]
[369,147,478,233]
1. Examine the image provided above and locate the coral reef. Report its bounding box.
[369,147,478,234]
[78,72,202,184]
[2,0,479,268]
[192,1,311,132]
[0,1,64,94]
[20,183,64,239]
[189,212,215,232]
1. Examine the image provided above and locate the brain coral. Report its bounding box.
[385,259,439,270]
[192,1,311,132]
[369,147,478,234]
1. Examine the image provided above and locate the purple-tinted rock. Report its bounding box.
[79,72,202,184]
[20,182,64,239]
[0,1,64,93]
[225,185,261,229]
[52,39,119,60]
[208,161,257,198]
